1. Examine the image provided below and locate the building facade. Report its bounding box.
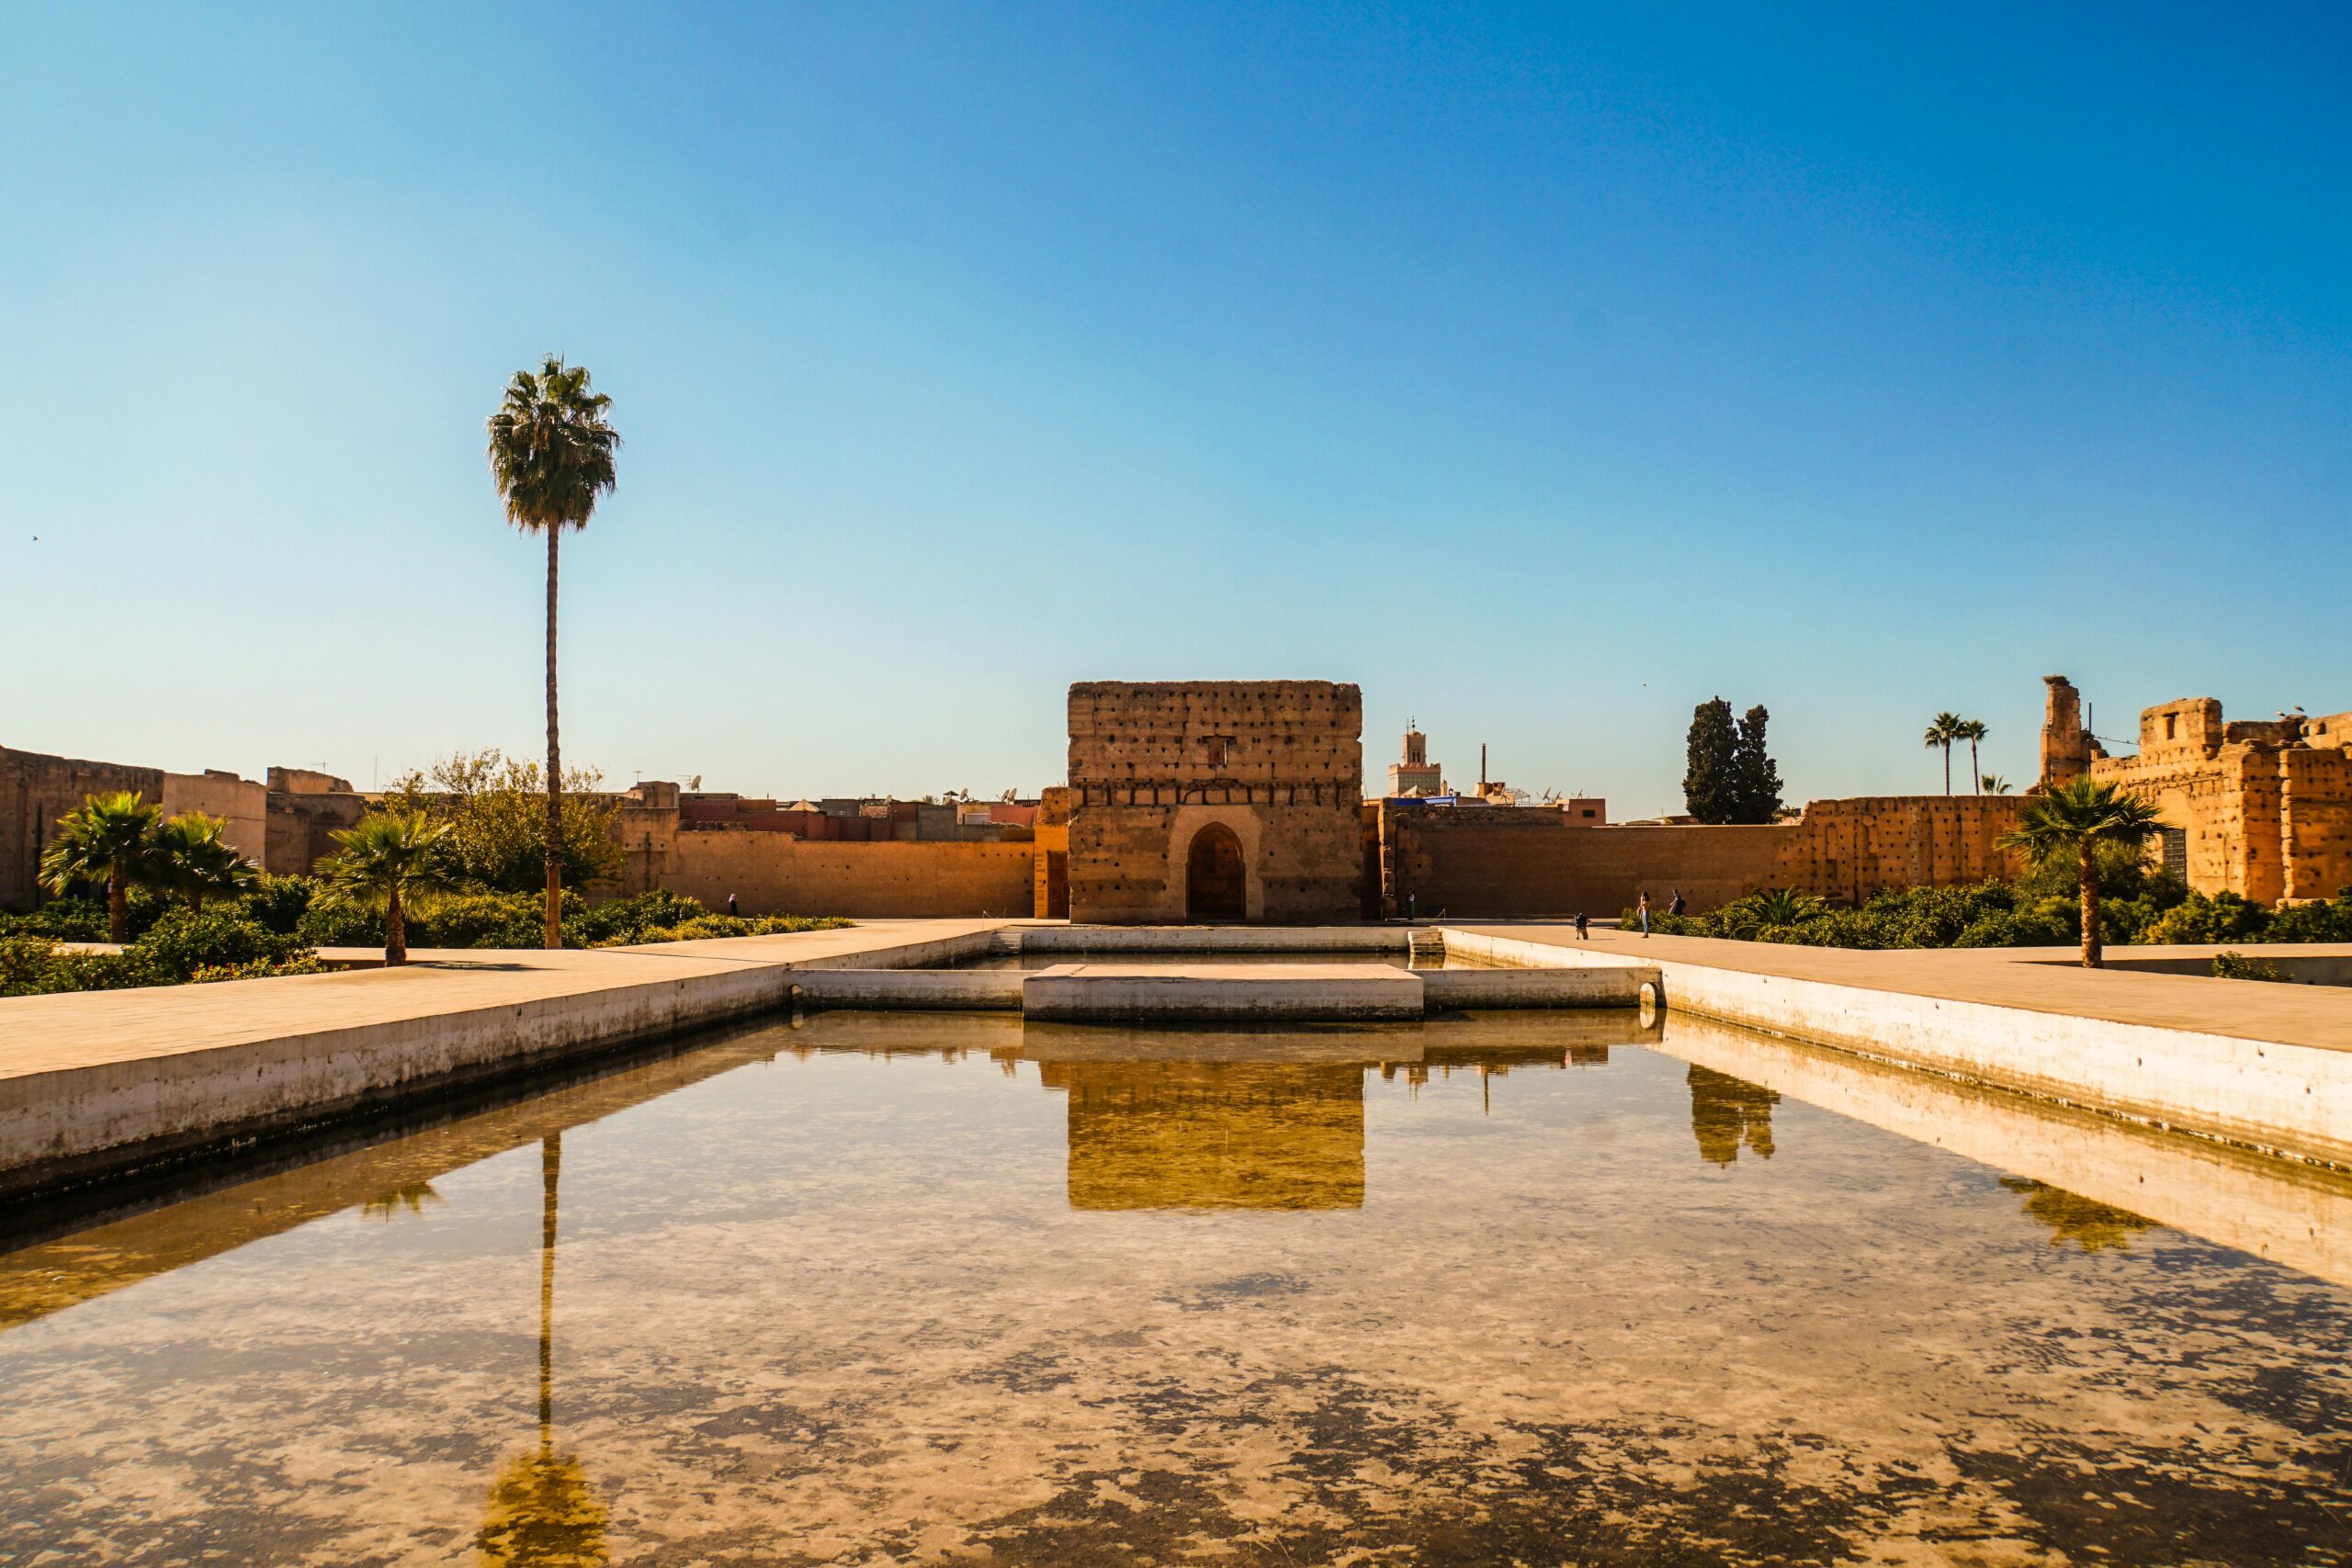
[1064,681,1365,923]
[1385,723,1443,797]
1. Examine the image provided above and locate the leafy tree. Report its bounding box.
[1922,712,1964,795]
[1955,718,1988,795]
[151,813,259,911]
[316,811,458,965]
[1996,778,2164,967]
[1683,697,1741,823]
[39,792,163,942]
[487,355,621,950]
[1730,705,1783,823]
[385,749,623,894]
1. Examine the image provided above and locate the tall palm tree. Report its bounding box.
[39,792,163,942]
[151,813,258,912]
[487,355,620,950]
[1923,712,1964,795]
[315,810,455,965]
[1997,778,2163,968]
[1955,718,1989,795]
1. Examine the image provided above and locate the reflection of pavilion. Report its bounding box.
[1688,1065,1778,1167]
[1043,1062,1366,1210]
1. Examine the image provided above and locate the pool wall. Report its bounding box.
[1450,928,2352,1168]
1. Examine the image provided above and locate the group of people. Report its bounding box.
[1577,886,1685,939]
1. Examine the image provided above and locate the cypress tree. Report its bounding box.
[1732,705,1784,824]
[1683,697,1740,823]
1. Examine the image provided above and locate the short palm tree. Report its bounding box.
[39,792,163,942]
[1997,778,2164,968]
[487,355,620,950]
[1981,773,2014,795]
[152,813,259,911]
[1923,712,1964,795]
[1724,886,1827,941]
[1955,718,1988,795]
[316,811,455,965]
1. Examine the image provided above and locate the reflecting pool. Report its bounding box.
[3,1008,2348,1565]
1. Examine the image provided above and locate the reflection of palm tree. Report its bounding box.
[478,1133,607,1567]
[1998,1177,2156,1253]
[359,1180,442,1221]
[1688,1065,1779,1166]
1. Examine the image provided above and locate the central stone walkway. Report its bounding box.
[1023,962,1424,1021]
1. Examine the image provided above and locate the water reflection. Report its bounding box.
[360,1179,443,1221]
[2000,1176,2158,1254]
[1687,1064,1779,1167]
[477,1134,607,1567]
[3,1009,2349,1565]
[1045,1062,1366,1210]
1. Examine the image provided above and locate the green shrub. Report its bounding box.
[0,935,167,996]
[130,908,311,982]
[242,874,321,935]
[0,897,111,940]
[2212,951,2287,983]
[288,883,851,952]
[190,955,329,983]
[412,890,548,950]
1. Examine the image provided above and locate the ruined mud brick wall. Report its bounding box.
[2281,748,2352,900]
[1033,787,1074,919]
[613,785,1035,916]
[261,770,371,876]
[2,747,274,907]
[1387,795,2028,918]
[1065,681,1363,924]
[662,831,1035,918]
[1389,810,1781,918]
[2043,684,2352,904]
[1772,796,2027,906]
[0,748,161,908]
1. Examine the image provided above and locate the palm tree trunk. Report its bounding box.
[1942,744,1952,795]
[539,1132,560,1451]
[544,526,563,950]
[107,867,127,944]
[2078,840,2100,968]
[1970,739,1980,795]
[386,888,407,966]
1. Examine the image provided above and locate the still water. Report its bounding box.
[2,1008,2347,1566]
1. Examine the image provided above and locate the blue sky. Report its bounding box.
[4,3,2346,814]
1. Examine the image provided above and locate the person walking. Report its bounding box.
[1575,910,1589,941]
[1669,888,1687,918]
[1636,890,1651,937]
[727,892,739,918]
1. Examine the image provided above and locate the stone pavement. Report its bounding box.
[1457,923,2352,1054]
[0,920,1012,1084]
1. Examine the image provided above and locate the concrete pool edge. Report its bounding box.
[6,916,2347,1201]
[1441,928,2352,1168]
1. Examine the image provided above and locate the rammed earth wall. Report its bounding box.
[1064,681,1365,924]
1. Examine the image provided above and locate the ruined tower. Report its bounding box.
[2039,675,2097,789]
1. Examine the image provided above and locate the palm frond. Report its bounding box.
[486,355,620,534]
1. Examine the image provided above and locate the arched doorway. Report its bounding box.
[1185,823,1248,921]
